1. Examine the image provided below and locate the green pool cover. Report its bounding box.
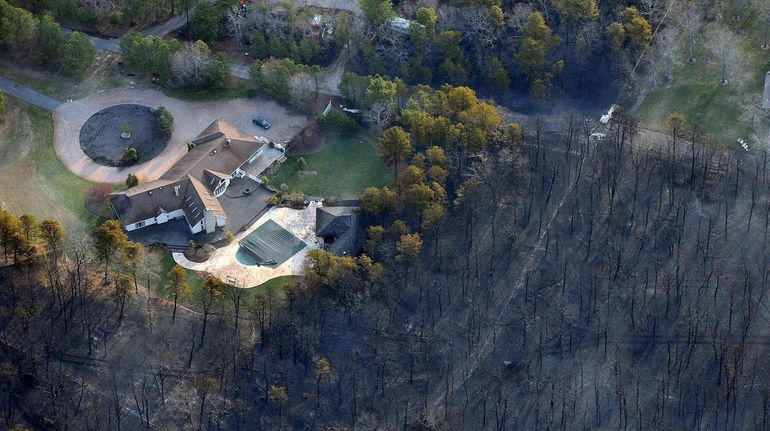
[238,220,306,267]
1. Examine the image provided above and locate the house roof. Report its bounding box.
[110,120,257,228]
[316,206,354,237]
[110,175,224,227]
[315,206,362,255]
[161,120,265,185]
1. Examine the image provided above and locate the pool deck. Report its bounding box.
[173,201,321,288]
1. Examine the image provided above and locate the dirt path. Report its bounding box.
[54,87,308,184]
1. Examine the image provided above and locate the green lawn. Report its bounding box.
[635,1,770,150]
[269,132,390,199]
[0,101,96,229]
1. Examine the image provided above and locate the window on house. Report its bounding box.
[135,221,145,228]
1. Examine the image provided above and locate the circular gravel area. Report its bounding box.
[79,104,170,167]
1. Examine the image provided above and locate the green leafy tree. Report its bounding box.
[359,0,395,26]
[119,32,181,81]
[436,31,468,85]
[36,12,63,65]
[490,57,510,92]
[0,209,20,263]
[18,214,37,241]
[396,233,422,279]
[336,12,352,52]
[206,51,230,89]
[191,1,220,44]
[390,219,410,237]
[365,75,397,108]
[620,6,651,48]
[504,123,523,149]
[379,126,413,181]
[363,225,385,256]
[516,12,560,97]
[606,22,626,51]
[553,0,599,26]
[198,276,225,343]
[415,7,437,35]
[122,242,144,293]
[61,31,95,78]
[0,2,35,52]
[38,219,63,262]
[92,220,129,277]
[517,13,557,77]
[165,265,191,323]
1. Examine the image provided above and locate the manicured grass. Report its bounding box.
[269,132,390,198]
[635,77,756,147]
[635,3,770,150]
[0,101,96,229]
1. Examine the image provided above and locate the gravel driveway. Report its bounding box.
[54,87,308,184]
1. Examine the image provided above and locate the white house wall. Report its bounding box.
[125,216,157,232]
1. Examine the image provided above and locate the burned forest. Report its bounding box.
[0,108,769,430]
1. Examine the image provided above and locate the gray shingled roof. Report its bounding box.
[315,206,362,255]
[110,120,259,229]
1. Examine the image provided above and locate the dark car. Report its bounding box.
[252,116,271,129]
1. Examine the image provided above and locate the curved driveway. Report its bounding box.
[54,87,308,184]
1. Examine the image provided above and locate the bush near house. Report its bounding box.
[153,106,173,138]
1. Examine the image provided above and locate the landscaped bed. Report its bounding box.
[269,132,389,198]
[79,104,170,166]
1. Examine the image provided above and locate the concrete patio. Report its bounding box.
[173,201,322,288]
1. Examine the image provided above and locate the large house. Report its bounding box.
[110,120,266,234]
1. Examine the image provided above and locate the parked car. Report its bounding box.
[252,116,271,129]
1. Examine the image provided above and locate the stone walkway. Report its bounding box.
[53,87,307,184]
[173,201,321,288]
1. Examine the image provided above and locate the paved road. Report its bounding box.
[0,76,62,111]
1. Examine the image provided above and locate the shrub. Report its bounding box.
[154,106,174,138]
[121,147,138,164]
[224,231,235,243]
[125,173,139,187]
[297,157,307,170]
[317,110,361,133]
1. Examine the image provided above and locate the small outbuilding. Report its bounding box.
[315,206,362,255]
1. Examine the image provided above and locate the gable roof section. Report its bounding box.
[316,206,354,237]
[111,175,225,227]
[161,121,265,187]
[110,120,259,228]
[315,206,362,255]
